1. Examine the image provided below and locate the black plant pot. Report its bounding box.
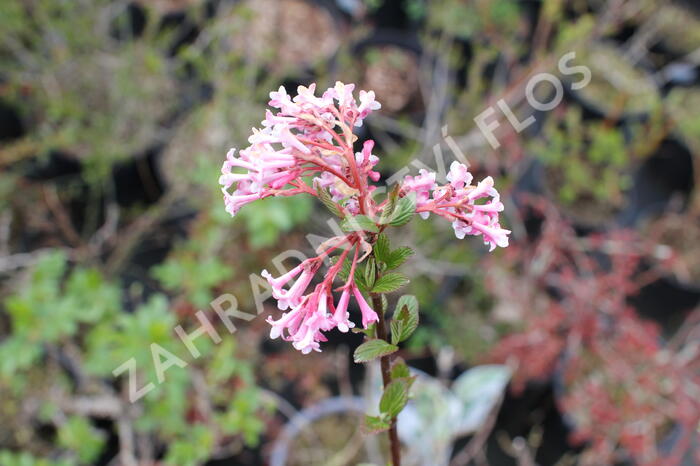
[617,137,695,228]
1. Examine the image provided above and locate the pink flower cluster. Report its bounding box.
[219,82,381,217]
[219,82,510,353]
[263,238,378,354]
[402,161,510,251]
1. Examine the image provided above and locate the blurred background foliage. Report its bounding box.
[1,0,699,465]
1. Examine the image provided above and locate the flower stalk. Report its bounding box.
[219,81,510,462]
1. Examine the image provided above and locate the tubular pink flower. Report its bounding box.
[332,287,354,333]
[219,82,383,218]
[261,264,304,291]
[266,305,305,340]
[446,160,473,189]
[273,266,316,311]
[400,169,437,219]
[404,161,511,250]
[352,285,379,328]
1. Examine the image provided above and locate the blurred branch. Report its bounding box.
[105,190,179,275]
[43,184,83,247]
[450,392,505,466]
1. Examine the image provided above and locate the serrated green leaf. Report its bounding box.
[378,184,401,224]
[390,319,404,345]
[381,294,388,312]
[392,295,419,343]
[385,246,414,270]
[395,295,419,316]
[351,322,376,337]
[364,257,376,289]
[354,339,398,363]
[363,414,391,434]
[390,358,410,379]
[373,234,391,262]
[315,182,343,217]
[380,379,409,418]
[341,214,379,233]
[386,195,415,226]
[353,268,370,293]
[372,273,410,293]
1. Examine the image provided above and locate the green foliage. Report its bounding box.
[341,214,379,233]
[164,425,214,466]
[0,251,119,377]
[363,414,391,434]
[364,257,377,289]
[315,183,343,217]
[353,339,398,363]
[373,234,391,262]
[381,195,416,227]
[532,107,631,207]
[390,358,411,380]
[152,255,232,308]
[372,273,410,293]
[85,295,180,380]
[0,0,179,176]
[216,386,268,446]
[238,195,312,248]
[0,451,72,466]
[373,233,414,274]
[0,248,265,462]
[384,247,414,270]
[57,417,105,464]
[379,378,410,418]
[426,0,521,40]
[390,295,419,344]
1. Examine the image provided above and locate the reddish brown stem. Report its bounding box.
[371,292,401,466]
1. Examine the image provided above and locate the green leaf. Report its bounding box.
[363,414,391,434]
[372,273,410,293]
[353,268,370,293]
[390,319,405,346]
[315,182,343,217]
[392,295,419,343]
[363,257,376,289]
[378,184,401,224]
[380,378,410,418]
[391,358,411,380]
[396,294,419,316]
[341,214,379,233]
[385,195,415,226]
[385,246,414,270]
[373,234,391,262]
[354,339,398,363]
[351,322,376,338]
[58,416,105,464]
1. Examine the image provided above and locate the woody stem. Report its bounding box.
[371,290,401,466]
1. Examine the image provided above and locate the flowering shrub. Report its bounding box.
[219,81,510,464]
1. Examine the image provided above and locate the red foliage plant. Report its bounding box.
[485,203,700,465]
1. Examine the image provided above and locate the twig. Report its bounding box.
[104,190,177,275]
[43,184,83,247]
[450,393,505,466]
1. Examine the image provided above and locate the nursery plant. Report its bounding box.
[219,81,510,464]
[0,0,180,178]
[530,106,633,225]
[486,210,700,465]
